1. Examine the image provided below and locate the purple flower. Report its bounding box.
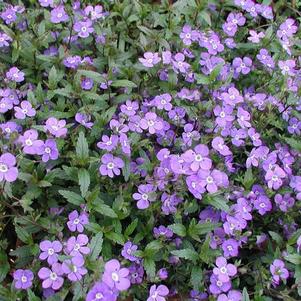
[277,18,298,39]
[63,56,82,69]
[39,0,54,8]
[197,169,228,194]
[212,137,232,156]
[41,139,59,162]
[13,269,34,290]
[214,105,235,128]
[120,100,139,116]
[62,256,88,282]
[274,193,295,212]
[253,195,272,215]
[38,263,64,290]
[288,117,301,135]
[278,60,296,76]
[180,25,199,45]
[86,281,117,301]
[121,241,139,262]
[256,49,275,69]
[213,256,237,283]
[102,259,130,291]
[147,285,169,301]
[75,112,94,129]
[133,184,155,209]
[6,67,24,82]
[74,20,94,38]
[128,264,144,284]
[14,101,36,119]
[234,198,252,220]
[39,240,62,265]
[140,112,163,134]
[99,154,124,178]
[0,153,18,182]
[81,78,94,90]
[270,259,289,285]
[182,144,212,171]
[248,30,265,43]
[265,165,286,190]
[139,52,161,68]
[237,107,251,128]
[45,117,67,138]
[233,57,252,75]
[153,94,172,111]
[18,129,44,155]
[0,32,12,47]
[217,290,242,301]
[1,8,17,25]
[84,5,104,20]
[66,234,90,257]
[223,22,237,37]
[221,87,243,106]
[67,210,89,232]
[172,52,190,73]
[153,225,173,239]
[157,268,168,280]
[97,135,118,152]
[222,239,239,258]
[209,274,231,295]
[50,6,69,24]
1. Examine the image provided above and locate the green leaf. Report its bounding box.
[203,195,229,212]
[111,80,137,88]
[122,157,131,182]
[171,248,199,263]
[285,254,301,265]
[269,231,283,245]
[199,236,211,264]
[48,66,58,89]
[168,224,186,237]
[105,232,124,245]
[89,232,103,261]
[76,132,89,161]
[195,73,210,85]
[190,266,203,291]
[0,251,9,283]
[15,225,31,243]
[243,168,255,190]
[125,218,138,237]
[284,137,301,152]
[58,190,85,206]
[94,203,118,218]
[77,69,106,83]
[143,257,156,279]
[199,10,211,26]
[145,240,163,256]
[78,169,90,197]
[242,288,250,301]
[28,290,41,301]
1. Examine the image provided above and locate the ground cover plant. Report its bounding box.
[0,0,301,300]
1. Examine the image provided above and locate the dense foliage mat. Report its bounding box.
[0,0,301,300]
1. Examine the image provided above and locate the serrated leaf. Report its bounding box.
[58,190,85,206]
[125,219,138,237]
[203,195,229,212]
[171,248,199,263]
[105,232,124,245]
[78,169,90,197]
[28,290,41,301]
[168,224,186,237]
[285,254,301,265]
[190,266,203,291]
[76,132,89,161]
[15,225,31,243]
[111,80,137,88]
[48,66,58,89]
[94,203,118,218]
[77,69,106,83]
[89,232,103,261]
[143,258,156,279]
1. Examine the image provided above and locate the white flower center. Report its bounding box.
[45,147,51,154]
[74,243,81,251]
[25,139,33,146]
[142,193,148,200]
[95,293,103,299]
[0,163,8,172]
[21,276,27,283]
[107,162,115,169]
[220,267,227,274]
[206,176,213,184]
[50,272,57,280]
[48,248,54,255]
[195,154,203,162]
[73,218,80,225]
[111,272,119,281]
